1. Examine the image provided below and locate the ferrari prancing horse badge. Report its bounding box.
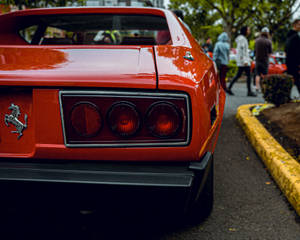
[4,103,28,139]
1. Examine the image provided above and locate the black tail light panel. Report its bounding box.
[59,91,191,147]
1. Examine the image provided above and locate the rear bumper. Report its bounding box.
[0,152,212,188]
[0,153,213,210]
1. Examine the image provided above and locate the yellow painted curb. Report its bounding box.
[236,104,300,215]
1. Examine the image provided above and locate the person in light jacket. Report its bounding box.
[227,26,256,96]
[213,32,230,90]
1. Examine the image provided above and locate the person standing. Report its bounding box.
[226,26,256,96]
[286,19,300,44]
[202,37,214,58]
[254,27,272,92]
[286,19,300,95]
[213,32,230,90]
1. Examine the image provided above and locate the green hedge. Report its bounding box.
[261,74,294,107]
[227,60,238,79]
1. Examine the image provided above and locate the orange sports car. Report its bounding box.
[0,7,225,220]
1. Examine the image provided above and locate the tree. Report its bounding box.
[251,0,300,49]
[168,0,220,41]
[168,0,300,48]
[169,0,260,44]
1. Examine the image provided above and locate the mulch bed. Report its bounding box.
[256,102,300,162]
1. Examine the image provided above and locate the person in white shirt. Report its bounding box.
[226,26,256,97]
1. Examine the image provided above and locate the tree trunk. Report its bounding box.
[223,23,233,46]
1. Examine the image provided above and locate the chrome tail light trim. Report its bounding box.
[59,90,191,148]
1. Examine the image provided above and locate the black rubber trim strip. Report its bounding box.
[152,46,159,89]
[0,161,194,188]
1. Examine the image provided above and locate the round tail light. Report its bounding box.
[107,102,140,137]
[70,102,102,137]
[146,102,181,138]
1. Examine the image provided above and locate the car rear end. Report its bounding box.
[0,7,225,218]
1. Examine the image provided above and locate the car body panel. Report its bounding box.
[155,39,225,160]
[0,7,225,217]
[0,7,225,163]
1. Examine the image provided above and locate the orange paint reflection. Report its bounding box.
[0,48,67,70]
[156,45,211,81]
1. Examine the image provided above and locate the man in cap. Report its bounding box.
[254,27,272,92]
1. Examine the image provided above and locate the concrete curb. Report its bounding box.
[236,104,300,215]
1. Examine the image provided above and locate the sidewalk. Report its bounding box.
[235,86,300,215]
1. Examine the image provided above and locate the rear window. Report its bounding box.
[18,14,171,45]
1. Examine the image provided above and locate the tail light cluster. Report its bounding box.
[59,91,190,147]
[107,102,140,137]
[146,102,181,138]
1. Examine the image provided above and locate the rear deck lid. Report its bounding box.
[0,46,157,89]
[0,46,157,157]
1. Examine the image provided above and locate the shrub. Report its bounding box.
[261,74,294,107]
[227,60,238,79]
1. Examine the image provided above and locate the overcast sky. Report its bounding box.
[293,0,300,19]
[164,0,169,9]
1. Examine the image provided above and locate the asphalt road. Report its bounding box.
[1,83,300,240]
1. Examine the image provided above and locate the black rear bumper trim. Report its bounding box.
[0,161,194,188]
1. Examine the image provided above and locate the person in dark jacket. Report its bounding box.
[285,19,300,47]
[286,19,300,95]
[254,27,272,92]
[213,32,230,90]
